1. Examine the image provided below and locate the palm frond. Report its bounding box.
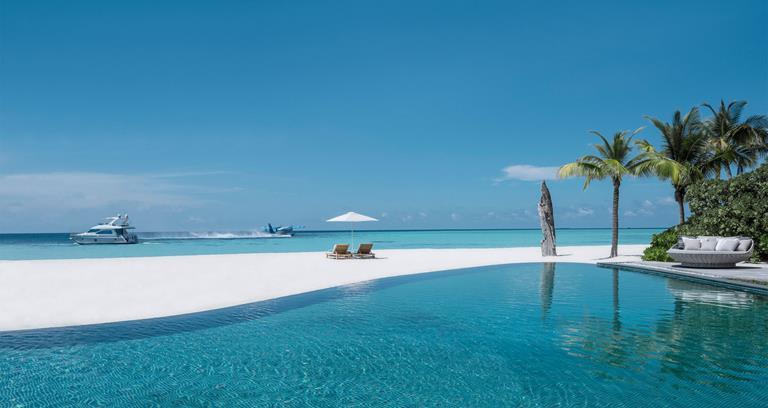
[558,160,607,190]
[634,138,657,153]
[559,129,648,188]
[701,99,767,174]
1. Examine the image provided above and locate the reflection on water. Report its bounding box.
[557,267,768,398]
[1,264,767,407]
[667,279,755,308]
[612,269,621,333]
[540,262,555,318]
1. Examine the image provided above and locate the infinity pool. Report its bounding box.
[2,263,767,407]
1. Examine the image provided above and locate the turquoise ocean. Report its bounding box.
[0,228,661,260]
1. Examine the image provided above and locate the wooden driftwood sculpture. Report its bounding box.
[538,181,557,256]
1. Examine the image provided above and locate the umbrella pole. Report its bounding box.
[351,229,354,251]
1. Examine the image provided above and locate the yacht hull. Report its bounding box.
[71,236,138,245]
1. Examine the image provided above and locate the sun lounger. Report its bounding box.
[353,243,375,259]
[326,244,352,259]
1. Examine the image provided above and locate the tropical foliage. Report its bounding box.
[642,163,768,262]
[702,100,768,178]
[558,129,649,257]
[563,99,766,258]
[641,229,679,262]
[640,107,710,224]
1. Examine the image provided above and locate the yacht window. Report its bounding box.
[87,229,100,233]
[97,230,114,235]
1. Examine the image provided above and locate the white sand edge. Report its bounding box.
[0,245,647,332]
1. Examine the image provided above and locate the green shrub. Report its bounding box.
[642,229,678,261]
[642,164,768,262]
[642,245,673,262]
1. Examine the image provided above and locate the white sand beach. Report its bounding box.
[0,245,647,332]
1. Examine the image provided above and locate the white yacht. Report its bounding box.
[71,214,138,245]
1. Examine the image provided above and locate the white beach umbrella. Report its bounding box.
[326,211,378,250]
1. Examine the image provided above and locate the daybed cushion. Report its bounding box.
[698,236,719,251]
[715,238,740,251]
[682,237,701,250]
[737,239,753,251]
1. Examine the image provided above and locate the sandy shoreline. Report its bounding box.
[0,245,647,332]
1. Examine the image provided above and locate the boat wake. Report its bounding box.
[139,231,292,240]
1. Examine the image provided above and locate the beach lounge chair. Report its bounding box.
[326,244,352,259]
[353,243,375,259]
[667,236,754,268]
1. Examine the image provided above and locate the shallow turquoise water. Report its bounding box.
[2,263,767,407]
[0,228,661,260]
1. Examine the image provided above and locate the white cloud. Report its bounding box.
[637,200,655,215]
[577,207,594,216]
[0,172,226,215]
[497,164,560,182]
[624,199,657,217]
[483,211,500,221]
[152,170,236,179]
[642,200,654,208]
[451,212,461,221]
[656,196,676,206]
[563,206,596,219]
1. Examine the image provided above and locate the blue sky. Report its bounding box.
[1,0,766,232]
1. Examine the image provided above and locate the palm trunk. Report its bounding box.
[674,188,685,225]
[725,165,733,179]
[610,179,619,258]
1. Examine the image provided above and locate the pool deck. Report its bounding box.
[598,260,768,295]
[0,245,648,332]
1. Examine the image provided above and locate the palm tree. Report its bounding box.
[702,100,768,178]
[641,107,710,224]
[558,129,648,258]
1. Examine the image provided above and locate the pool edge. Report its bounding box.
[598,261,768,296]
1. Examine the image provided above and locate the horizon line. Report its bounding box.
[0,227,667,235]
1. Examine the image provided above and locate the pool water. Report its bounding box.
[2,263,767,407]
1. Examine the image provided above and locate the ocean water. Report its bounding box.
[1,263,766,407]
[0,228,661,260]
